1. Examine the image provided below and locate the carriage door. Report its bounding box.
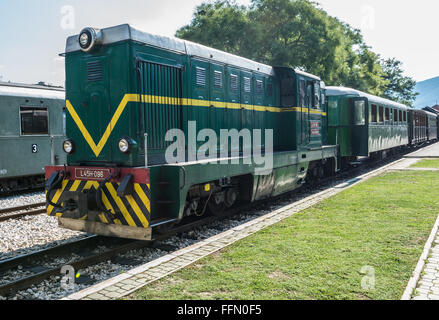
[351,97,368,156]
[137,59,183,157]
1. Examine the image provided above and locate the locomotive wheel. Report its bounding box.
[208,194,227,217]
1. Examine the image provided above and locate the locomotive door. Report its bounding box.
[137,59,183,154]
[351,97,368,156]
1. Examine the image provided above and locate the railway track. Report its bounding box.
[0,143,431,299]
[0,202,46,222]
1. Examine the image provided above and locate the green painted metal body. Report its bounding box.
[0,85,66,180]
[327,87,409,157]
[64,25,338,223]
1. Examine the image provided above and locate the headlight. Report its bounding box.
[63,140,74,154]
[118,138,130,153]
[79,32,90,47]
[78,27,102,52]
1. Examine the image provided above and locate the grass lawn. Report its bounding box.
[411,159,439,168]
[128,171,439,300]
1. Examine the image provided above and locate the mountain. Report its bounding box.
[414,76,439,109]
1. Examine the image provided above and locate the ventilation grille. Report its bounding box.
[256,80,263,95]
[214,71,222,88]
[244,77,251,93]
[196,67,206,86]
[87,60,103,82]
[230,74,238,91]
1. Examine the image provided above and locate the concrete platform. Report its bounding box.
[405,142,439,158]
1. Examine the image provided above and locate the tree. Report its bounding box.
[380,58,418,107]
[176,0,411,100]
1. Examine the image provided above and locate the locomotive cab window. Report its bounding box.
[20,107,49,136]
[299,80,306,107]
[281,77,296,107]
[305,81,313,108]
[313,82,320,109]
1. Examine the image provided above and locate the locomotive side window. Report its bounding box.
[305,81,313,108]
[20,107,49,135]
[299,80,306,107]
[281,78,296,107]
[371,104,377,123]
[313,82,320,109]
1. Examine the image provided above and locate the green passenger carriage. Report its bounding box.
[326,87,409,162]
[0,82,66,193]
[45,24,339,240]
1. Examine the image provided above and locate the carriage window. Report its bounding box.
[399,110,403,123]
[354,100,365,125]
[20,107,49,135]
[371,104,377,123]
[384,108,390,122]
[378,106,384,123]
[403,111,407,122]
[394,109,398,122]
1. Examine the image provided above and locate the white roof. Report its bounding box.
[65,24,316,78]
[326,86,409,110]
[0,84,65,100]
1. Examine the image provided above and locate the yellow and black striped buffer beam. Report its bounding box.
[47,179,151,228]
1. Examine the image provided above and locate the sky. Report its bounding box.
[0,0,438,87]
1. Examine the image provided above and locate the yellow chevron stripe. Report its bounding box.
[98,213,109,224]
[67,93,326,157]
[125,195,149,228]
[70,180,81,192]
[134,183,151,212]
[106,183,137,227]
[101,192,122,225]
[47,180,69,215]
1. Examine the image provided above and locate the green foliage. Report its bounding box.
[381,58,418,107]
[176,0,415,102]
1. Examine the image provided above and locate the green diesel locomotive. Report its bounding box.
[45,24,339,240]
[45,24,437,240]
